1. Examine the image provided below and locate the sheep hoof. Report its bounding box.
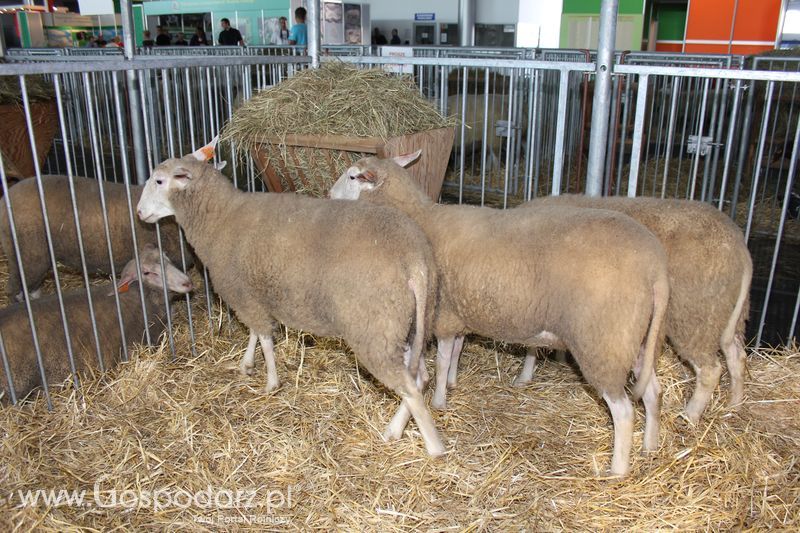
[239,364,255,377]
[727,393,744,410]
[265,381,280,394]
[425,443,446,458]
[682,409,702,426]
[430,396,447,410]
[382,427,402,442]
[511,376,531,388]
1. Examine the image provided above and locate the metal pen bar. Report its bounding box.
[551,68,570,196]
[627,74,650,197]
[20,75,83,401]
[744,81,775,242]
[755,113,800,346]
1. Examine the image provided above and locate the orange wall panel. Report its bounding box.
[730,44,775,55]
[685,0,735,41]
[655,42,683,52]
[732,0,781,42]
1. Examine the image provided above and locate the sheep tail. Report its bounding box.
[721,251,753,346]
[407,266,428,381]
[632,270,669,401]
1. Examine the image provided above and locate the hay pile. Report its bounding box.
[0,76,53,106]
[1,289,798,528]
[220,62,455,196]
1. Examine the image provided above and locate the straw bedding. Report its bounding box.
[0,258,798,529]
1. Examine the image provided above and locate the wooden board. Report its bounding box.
[251,127,455,201]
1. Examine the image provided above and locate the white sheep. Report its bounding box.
[330,153,670,476]
[136,139,445,456]
[0,244,192,403]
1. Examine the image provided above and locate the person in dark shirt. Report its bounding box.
[155,26,171,46]
[218,18,244,46]
[372,28,387,45]
[142,30,154,47]
[174,32,188,45]
[189,26,209,46]
[390,29,401,45]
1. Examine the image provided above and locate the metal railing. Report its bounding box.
[0,48,797,407]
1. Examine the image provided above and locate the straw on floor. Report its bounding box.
[0,285,798,529]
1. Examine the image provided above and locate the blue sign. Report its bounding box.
[415,13,435,22]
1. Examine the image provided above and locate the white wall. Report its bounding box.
[369,0,521,44]
[516,0,563,48]
[369,0,518,24]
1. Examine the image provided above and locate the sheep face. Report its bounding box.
[138,138,219,223]
[113,244,193,295]
[329,150,421,200]
[137,165,185,223]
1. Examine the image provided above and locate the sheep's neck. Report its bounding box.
[172,174,239,250]
[382,176,435,224]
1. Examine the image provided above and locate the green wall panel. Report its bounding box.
[563,0,645,15]
[656,4,686,41]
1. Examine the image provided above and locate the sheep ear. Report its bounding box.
[110,269,137,296]
[189,136,219,162]
[172,166,192,183]
[355,169,377,183]
[214,160,228,171]
[391,150,422,168]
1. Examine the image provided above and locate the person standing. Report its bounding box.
[174,32,188,45]
[155,25,172,46]
[278,16,290,44]
[190,26,209,46]
[372,28,387,45]
[142,30,155,47]
[288,7,307,46]
[218,18,244,46]
[390,28,401,45]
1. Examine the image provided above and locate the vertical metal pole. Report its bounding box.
[120,0,149,184]
[585,0,619,197]
[307,0,320,68]
[458,0,476,47]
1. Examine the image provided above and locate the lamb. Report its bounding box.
[0,175,191,301]
[330,153,670,476]
[0,244,193,404]
[136,140,445,456]
[509,195,752,423]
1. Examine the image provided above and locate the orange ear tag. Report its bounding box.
[117,281,131,294]
[200,145,215,161]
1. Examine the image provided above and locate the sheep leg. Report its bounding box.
[512,348,538,387]
[446,335,465,389]
[640,369,662,452]
[384,356,428,441]
[722,335,747,409]
[386,372,444,457]
[258,334,279,393]
[684,360,723,424]
[239,332,258,376]
[602,393,634,477]
[432,337,456,410]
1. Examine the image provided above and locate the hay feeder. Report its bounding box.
[0,101,59,179]
[250,127,455,200]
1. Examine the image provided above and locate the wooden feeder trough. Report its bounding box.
[0,102,59,179]
[250,127,455,200]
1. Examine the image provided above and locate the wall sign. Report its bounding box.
[414,13,435,22]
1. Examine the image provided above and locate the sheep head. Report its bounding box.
[137,137,221,223]
[329,150,421,200]
[112,243,193,295]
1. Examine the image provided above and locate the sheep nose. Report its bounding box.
[136,207,143,218]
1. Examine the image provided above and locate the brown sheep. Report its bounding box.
[0,244,192,404]
[512,195,752,423]
[330,153,670,476]
[0,175,191,301]
[136,141,444,456]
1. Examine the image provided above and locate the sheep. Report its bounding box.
[0,175,191,302]
[330,153,670,476]
[136,139,445,456]
[0,244,193,404]
[507,195,752,423]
